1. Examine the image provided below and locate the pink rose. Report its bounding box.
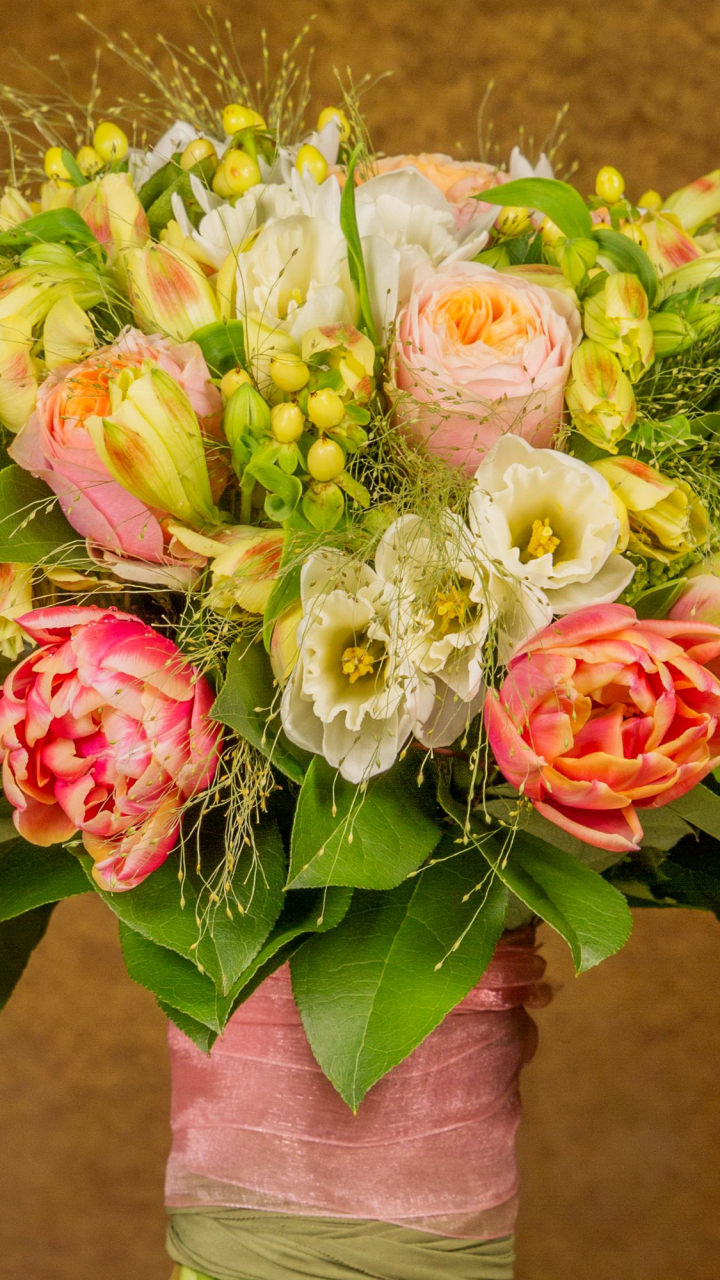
[392,262,581,472]
[485,603,720,853]
[0,605,222,890]
[9,328,222,563]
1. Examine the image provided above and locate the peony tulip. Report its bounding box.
[592,455,708,562]
[565,339,636,452]
[669,573,720,632]
[125,242,220,343]
[0,564,33,659]
[0,313,39,432]
[392,262,581,472]
[86,365,222,530]
[9,328,222,563]
[583,273,654,382]
[0,605,221,890]
[485,603,720,852]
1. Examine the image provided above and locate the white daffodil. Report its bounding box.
[281,549,435,783]
[172,182,301,271]
[468,435,635,614]
[235,210,357,343]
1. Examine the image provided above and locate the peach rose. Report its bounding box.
[374,153,506,228]
[392,262,581,472]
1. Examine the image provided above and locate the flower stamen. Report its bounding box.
[526,517,560,560]
[341,644,377,684]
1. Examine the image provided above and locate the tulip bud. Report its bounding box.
[583,272,654,382]
[0,314,39,432]
[649,310,696,356]
[663,169,720,234]
[87,367,222,529]
[0,242,110,329]
[559,237,598,288]
[224,383,272,447]
[72,173,149,263]
[125,243,220,343]
[270,602,303,685]
[668,573,720,626]
[0,186,33,231]
[43,295,95,370]
[207,528,284,614]
[592,455,709,562]
[641,212,702,276]
[658,251,720,300]
[565,340,636,452]
[0,563,33,659]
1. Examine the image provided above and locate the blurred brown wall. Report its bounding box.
[1,1,720,1276]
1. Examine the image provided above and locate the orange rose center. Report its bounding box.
[438,287,538,356]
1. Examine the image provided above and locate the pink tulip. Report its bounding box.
[0,605,222,890]
[485,603,720,853]
[391,262,581,473]
[9,328,222,563]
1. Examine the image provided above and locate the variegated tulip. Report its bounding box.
[0,186,33,231]
[43,296,95,371]
[0,314,39,432]
[583,273,654,382]
[72,173,149,264]
[565,339,636,452]
[669,572,720,632]
[663,169,720,234]
[168,523,284,614]
[0,242,110,330]
[657,250,720,300]
[641,212,702,276]
[125,243,220,343]
[86,366,222,529]
[592,455,709,562]
[0,564,33,659]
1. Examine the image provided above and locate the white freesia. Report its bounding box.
[468,435,635,614]
[281,549,435,783]
[173,183,302,270]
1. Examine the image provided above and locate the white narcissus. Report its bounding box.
[469,435,635,614]
[280,550,435,784]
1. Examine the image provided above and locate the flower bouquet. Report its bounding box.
[1,21,720,1273]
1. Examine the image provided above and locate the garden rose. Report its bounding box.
[0,606,221,890]
[9,328,222,564]
[485,604,720,852]
[392,262,581,472]
[374,153,504,227]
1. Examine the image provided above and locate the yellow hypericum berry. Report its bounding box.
[75,145,103,177]
[296,144,328,184]
[220,367,252,399]
[212,161,234,199]
[638,188,663,212]
[495,205,532,237]
[619,220,650,252]
[180,138,217,171]
[539,215,564,247]
[307,388,345,430]
[43,147,71,181]
[222,149,262,195]
[317,106,351,141]
[271,402,305,443]
[93,121,129,163]
[222,103,266,134]
[307,437,345,482]
[270,352,310,393]
[595,165,625,204]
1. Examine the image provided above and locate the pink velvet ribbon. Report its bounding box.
[165,926,549,1240]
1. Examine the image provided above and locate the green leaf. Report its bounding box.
[0,466,94,566]
[80,818,286,996]
[245,456,303,520]
[0,209,100,251]
[146,156,217,238]
[211,639,309,783]
[60,148,88,187]
[261,561,301,651]
[633,578,687,619]
[340,146,379,344]
[480,177,593,240]
[157,999,219,1053]
[491,831,632,972]
[667,783,720,839]
[291,845,508,1109]
[0,903,54,1010]
[190,320,246,376]
[0,840,90,921]
[119,922,230,1031]
[593,227,659,305]
[137,157,181,211]
[288,755,443,889]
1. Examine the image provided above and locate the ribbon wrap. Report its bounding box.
[165,925,548,1240]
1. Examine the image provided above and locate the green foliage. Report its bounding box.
[667,784,720,839]
[480,177,593,240]
[0,466,94,567]
[340,146,378,344]
[288,755,443,889]
[60,149,88,188]
[608,829,720,918]
[190,320,246,376]
[0,840,90,921]
[120,921,233,1031]
[145,156,217,237]
[593,227,659,304]
[633,577,688,619]
[489,831,633,972]
[0,209,100,252]
[211,640,310,783]
[291,844,508,1109]
[0,904,54,1011]
[157,999,219,1053]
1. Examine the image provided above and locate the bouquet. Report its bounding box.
[1,24,720,1126]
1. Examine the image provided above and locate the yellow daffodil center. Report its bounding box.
[434,583,472,634]
[342,644,377,684]
[526,516,560,560]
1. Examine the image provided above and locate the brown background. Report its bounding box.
[1,1,720,1276]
